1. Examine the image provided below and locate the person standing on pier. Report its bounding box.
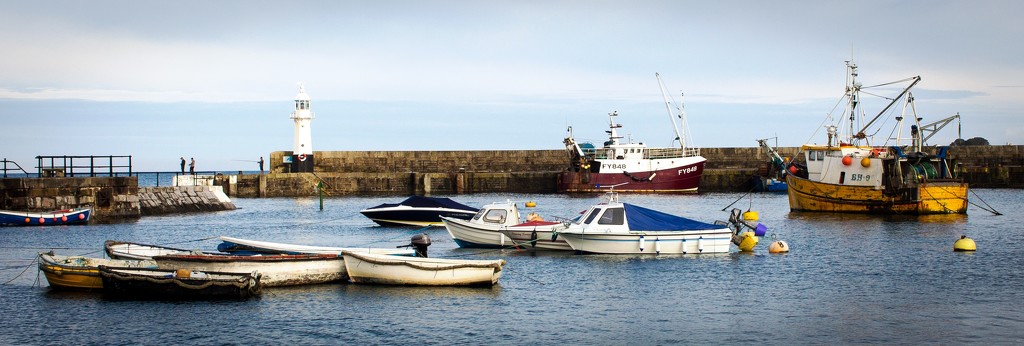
[259,156,264,174]
[180,157,185,174]
[189,157,195,175]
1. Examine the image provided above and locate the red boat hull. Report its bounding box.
[557,161,705,193]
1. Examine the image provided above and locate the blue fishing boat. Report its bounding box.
[359,196,477,227]
[0,207,91,226]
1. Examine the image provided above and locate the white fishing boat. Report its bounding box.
[341,250,506,287]
[557,73,707,193]
[153,252,346,287]
[442,200,573,250]
[555,189,733,254]
[216,236,415,256]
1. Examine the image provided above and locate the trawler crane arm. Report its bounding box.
[920,113,961,145]
[855,76,921,140]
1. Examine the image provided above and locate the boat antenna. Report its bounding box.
[656,73,687,150]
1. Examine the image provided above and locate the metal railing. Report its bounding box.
[35,155,132,177]
[2,159,30,177]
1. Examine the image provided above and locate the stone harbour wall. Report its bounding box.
[0,176,140,223]
[138,186,236,216]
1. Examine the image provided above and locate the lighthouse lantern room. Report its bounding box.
[290,84,314,172]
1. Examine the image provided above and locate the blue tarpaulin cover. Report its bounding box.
[623,203,721,231]
[368,196,476,211]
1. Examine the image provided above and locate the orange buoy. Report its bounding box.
[842,156,852,166]
[788,165,798,174]
[61,216,68,222]
[175,269,191,278]
[38,218,45,224]
[78,213,85,220]
[25,217,31,223]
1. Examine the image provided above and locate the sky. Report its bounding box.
[1,0,1021,172]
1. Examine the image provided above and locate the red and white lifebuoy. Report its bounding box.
[298,153,307,161]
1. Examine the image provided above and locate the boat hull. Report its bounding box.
[37,253,156,290]
[557,160,705,193]
[786,175,968,214]
[0,208,91,227]
[99,266,261,300]
[153,253,346,287]
[442,217,572,250]
[360,207,476,227]
[342,251,505,287]
[557,229,733,254]
[216,236,415,256]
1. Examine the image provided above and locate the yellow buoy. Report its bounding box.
[768,240,790,253]
[953,235,977,252]
[175,269,191,278]
[738,231,758,252]
[742,210,759,222]
[525,201,537,208]
[861,157,871,167]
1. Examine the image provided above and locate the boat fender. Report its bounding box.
[530,230,538,248]
[768,234,789,253]
[61,216,68,222]
[38,218,45,224]
[953,235,976,252]
[654,237,661,254]
[697,236,704,253]
[738,231,758,252]
[861,157,871,168]
[79,213,85,220]
[639,235,645,252]
[842,156,853,166]
[24,218,30,224]
[550,231,558,242]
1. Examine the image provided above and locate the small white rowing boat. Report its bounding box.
[341,251,506,287]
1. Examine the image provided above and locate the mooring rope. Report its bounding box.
[1,257,37,285]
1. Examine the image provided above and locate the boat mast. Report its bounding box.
[844,61,861,145]
[656,73,686,150]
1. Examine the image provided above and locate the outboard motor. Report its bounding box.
[409,233,432,258]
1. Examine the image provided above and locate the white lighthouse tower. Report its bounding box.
[290,84,314,172]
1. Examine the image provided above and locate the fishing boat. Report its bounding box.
[557,74,706,193]
[785,61,968,214]
[441,200,573,250]
[359,195,478,227]
[554,189,733,254]
[752,138,789,192]
[152,253,346,287]
[341,250,506,287]
[216,236,416,256]
[104,240,219,260]
[0,207,91,226]
[98,265,261,300]
[37,252,156,290]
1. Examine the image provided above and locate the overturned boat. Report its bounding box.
[98,266,261,300]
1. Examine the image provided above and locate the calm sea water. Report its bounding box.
[2,191,1022,344]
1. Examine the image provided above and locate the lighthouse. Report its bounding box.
[290,84,314,172]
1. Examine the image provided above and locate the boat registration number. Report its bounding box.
[850,174,871,181]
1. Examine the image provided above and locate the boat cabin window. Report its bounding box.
[482,209,507,224]
[581,209,601,225]
[598,208,624,225]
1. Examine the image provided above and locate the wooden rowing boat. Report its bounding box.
[153,253,346,287]
[98,266,261,300]
[37,252,156,290]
